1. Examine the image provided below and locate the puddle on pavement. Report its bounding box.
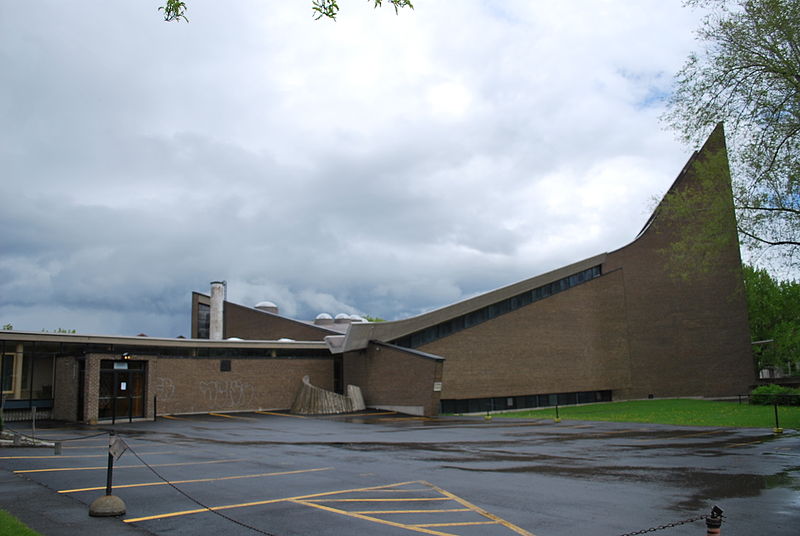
[440,461,800,512]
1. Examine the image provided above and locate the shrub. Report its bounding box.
[750,384,800,406]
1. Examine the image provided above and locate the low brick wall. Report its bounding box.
[153,356,333,415]
[344,343,443,416]
[67,353,333,423]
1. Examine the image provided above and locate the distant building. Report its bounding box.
[0,126,754,423]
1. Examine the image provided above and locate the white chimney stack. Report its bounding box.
[210,281,225,340]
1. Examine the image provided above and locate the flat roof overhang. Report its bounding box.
[0,331,329,351]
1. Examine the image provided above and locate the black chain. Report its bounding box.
[616,514,711,536]
[3,426,108,442]
[124,439,279,536]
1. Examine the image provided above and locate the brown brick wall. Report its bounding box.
[603,134,754,398]
[153,356,333,414]
[52,357,79,421]
[75,353,332,422]
[413,126,753,403]
[83,355,100,423]
[344,344,443,416]
[224,302,335,341]
[421,270,630,401]
[192,293,335,341]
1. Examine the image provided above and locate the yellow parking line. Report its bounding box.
[291,500,458,536]
[15,458,244,474]
[254,411,306,419]
[330,412,398,417]
[0,451,174,460]
[307,497,448,503]
[424,481,535,536]
[359,488,433,493]
[352,509,471,514]
[59,467,334,493]
[124,480,423,523]
[123,478,534,536]
[208,412,255,421]
[160,415,185,420]
[416,521,499,528]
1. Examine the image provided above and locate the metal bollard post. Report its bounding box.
[13,433,20,446]
[773,402,783,433]
[31,406,36,440]
[105,434,115,495]
[705,506,723,535]
[54,442,62,456]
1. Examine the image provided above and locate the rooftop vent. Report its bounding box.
[334,313,352,324]
[314,313,334,326]
[255,301,279,314]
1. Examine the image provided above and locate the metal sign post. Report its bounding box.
[88,433,127,517]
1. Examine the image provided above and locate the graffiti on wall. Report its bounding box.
[199,379,256,408]
[155,377,176,401]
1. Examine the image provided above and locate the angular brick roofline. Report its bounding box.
[335,252,607,353]
[193,292,344,336]
[337,123,729,354]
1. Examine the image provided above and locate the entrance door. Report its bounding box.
[333,356,343,395]
[99,360,146,421]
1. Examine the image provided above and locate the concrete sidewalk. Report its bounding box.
[0,468,154,536]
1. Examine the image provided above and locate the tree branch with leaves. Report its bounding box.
[159,0,413,23]
[664,0,800,266]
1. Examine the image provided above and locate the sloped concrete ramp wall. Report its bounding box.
[291,375,366,415]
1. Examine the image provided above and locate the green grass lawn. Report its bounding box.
[495,399,800,430]
[0,510,42,536]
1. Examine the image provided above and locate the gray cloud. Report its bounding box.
[1,0,705,335]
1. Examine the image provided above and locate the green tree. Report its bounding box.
[743,264,800,373]
[664,0,799,265]
[1,324,11,331]
[159,0,414,22]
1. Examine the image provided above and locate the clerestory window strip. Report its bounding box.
[393,265,602,348]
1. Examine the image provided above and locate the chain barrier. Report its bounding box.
[617,506,723,536]
[124,438,279,536]
[100,431,726,536]
[616,515,706,536]
[3,425,108,443]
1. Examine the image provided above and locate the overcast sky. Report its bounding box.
[1,0,712,337]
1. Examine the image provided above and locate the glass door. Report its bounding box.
[98,360,146,421]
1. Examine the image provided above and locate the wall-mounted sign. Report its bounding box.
[120,382,127,391]
[433,382,442,392]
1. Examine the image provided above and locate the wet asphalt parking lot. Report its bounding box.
[1,411,798,536]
